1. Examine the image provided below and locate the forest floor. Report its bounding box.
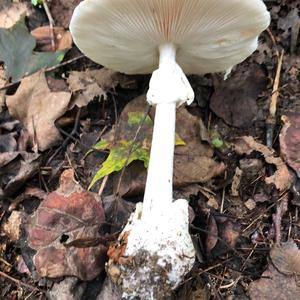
[0,0,300,299]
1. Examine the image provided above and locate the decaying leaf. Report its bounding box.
[0,18,67,82]
[6,72,71,151]
[270,240,300,276]
[26,170,107,280]
[67,68,133,108]
[210,64,267,128]
[110,96,224,196]
[0,152,40,200]
[280,114,300,178]
[31,26,73,52]
[89,95,224,190]
[234,136,294,191]
[2,211,24,241]
[249,241,300,300]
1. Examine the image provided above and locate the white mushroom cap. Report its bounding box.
[70,0,270,75]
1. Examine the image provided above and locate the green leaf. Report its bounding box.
[128,111,153,127]
[0,18,67,82]
[31,0,43,6]
[88,141,149,190]
[88,109,186,189]
[211,138,224,149]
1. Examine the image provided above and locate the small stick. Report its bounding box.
[42,0,56,51]
[266,50,284,147]
[0,270,41,292]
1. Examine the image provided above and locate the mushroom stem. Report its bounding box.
[142,102,176,219]
[143,43,194,219]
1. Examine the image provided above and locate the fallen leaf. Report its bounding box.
[0,18,67,82]
[2,211,24,241]
[231,167,243,196]
[249,241,300,300]
[49,277,85,300]
[0,0,32,28]
[270,240,300,276]
[234,136,293,191]
[7,72,71,151]
[67,68,133,109]
[26,170,107,280]
[210,64,267,128]
[0,152,40,201]
[280,114,300,178]
[102,195,136,231]
[0,133,17,153]
[108,96,224,196]
[249,263,300,300]
[31,26,73,52]
[244,199,256,211]
[206,215,218,253]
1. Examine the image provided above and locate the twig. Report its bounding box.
[47,108,82,165]
[42,0,56,51]
[272,194,288,244]
[0,55,85,92]
[98,175,109,196]
[0,270,42,293]
[266,50,284,147]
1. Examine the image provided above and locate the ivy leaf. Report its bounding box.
[0,18,67,82]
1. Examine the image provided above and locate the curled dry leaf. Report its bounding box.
[2,211,24,241]
[249,241,300,300]
[280,114,300,178]
[26,170,107,280]
[234,136,294,191]
[67,68,133,109]
[31,26,73,52]
[7,72,71,151]
[0,152,40,200]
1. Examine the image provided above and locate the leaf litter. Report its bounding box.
[0,0,300,299]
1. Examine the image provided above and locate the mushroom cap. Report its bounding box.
[70,0,270,75]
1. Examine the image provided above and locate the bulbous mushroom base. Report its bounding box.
[107,200,195,300]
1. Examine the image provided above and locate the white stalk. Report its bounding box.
[108,44,195,299]
[142,44,177,220]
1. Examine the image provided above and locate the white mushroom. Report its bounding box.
[70,1,270,298]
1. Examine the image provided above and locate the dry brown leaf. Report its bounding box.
[67,68,132,109]
[234,136,293,191]
[31,26,73,52]
[249,240,300,300]
[110,96,225,197]
[231,167,243,196]
[270,240,300,276]
[210,64,267,128]
[280,114,300,178]
[26,170,107,280]
[6,72,71,151]
[2,211,24,241]
[249,263,300,300]
[0,1,32,28]
[0,152,40,201]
